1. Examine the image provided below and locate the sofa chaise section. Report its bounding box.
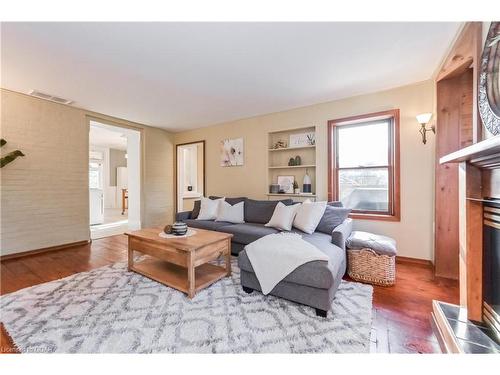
[175,198,353,316]
[238,222,351,316]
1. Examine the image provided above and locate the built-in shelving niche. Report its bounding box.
[267,126,316,200]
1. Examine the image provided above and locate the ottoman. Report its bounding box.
[346,231,397,286]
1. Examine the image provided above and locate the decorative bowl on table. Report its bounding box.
[171,222,188,236]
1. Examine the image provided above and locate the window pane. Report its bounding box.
[337,121,389,168]
[339,168,389,212]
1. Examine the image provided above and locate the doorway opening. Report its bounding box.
[89,120,141,239]
[176,141,205,212]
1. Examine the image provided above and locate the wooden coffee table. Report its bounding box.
[125,227,233,298]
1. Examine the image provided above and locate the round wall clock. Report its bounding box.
[479,22,500,136]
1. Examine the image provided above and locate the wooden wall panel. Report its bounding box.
[436,23,483,142]
[435,69,473,279]
[465,164,483,321]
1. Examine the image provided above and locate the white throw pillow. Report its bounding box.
[216,201,245,223]
[265,202,301,231]
[293,200,327,234]
[196,197,225,220]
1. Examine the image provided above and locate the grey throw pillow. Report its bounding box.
[316,206,351,234]
[327,201,343,207]
[244,198,293,224]
[190,200,202,219]
[346,231,397,256]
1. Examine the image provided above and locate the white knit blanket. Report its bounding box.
[245,233,329,295]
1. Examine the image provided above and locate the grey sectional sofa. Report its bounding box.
[175,197,352,317]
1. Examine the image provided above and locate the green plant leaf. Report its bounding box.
[0,150,25,168]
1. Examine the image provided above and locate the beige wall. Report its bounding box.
[0,89,174,256]
[175,80,436,260]
[109,148,127,186]
[143,125,175,227]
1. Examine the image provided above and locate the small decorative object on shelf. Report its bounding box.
[303,169,312,193]
[293,181,300,194]
[289,131,315,148]
[277,175,295,193]
[163,225,173,234]
[288,157,296,166]
[269,184,280,194]
[294,155,301,165]
[187,185,193,191]
[272,140,287,149]
[171,222,188,236]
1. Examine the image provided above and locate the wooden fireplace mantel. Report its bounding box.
[440,136,500,167]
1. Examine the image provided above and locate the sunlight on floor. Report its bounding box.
[91,208,128,239]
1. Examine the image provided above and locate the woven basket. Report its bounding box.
[347,248,396,286]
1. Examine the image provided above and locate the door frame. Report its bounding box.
[86,115,144,232]
[175,140,206,213]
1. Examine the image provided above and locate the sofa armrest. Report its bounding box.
[175,211,192,221]
[331,218,353,251]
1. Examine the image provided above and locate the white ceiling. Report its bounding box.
[89,122,127,150]
[1,22,461,132]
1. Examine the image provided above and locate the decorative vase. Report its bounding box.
[303,169,312,193]
[171,222,188,236]
[270,184,280,194]
[288,157,296,166]
[294,155,301,165]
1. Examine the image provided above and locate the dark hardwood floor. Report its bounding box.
[0,235,459,354]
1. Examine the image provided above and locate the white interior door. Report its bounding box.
[89,161,104,225]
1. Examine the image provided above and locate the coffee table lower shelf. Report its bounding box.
[129,257,228,295]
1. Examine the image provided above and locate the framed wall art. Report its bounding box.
[277,175,295,193]
[220,138,244,166]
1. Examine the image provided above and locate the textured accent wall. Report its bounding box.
[143,127,175,227]
[0,90,90,254]
[0,89,175,256]
[174,80,436,260]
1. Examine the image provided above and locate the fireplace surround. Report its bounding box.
[483,199,500,343]
[433,136,500,353]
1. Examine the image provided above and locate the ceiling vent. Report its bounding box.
[29,90,73,105]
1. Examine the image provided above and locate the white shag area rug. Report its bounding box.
[0,258,373,353]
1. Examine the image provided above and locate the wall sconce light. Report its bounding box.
[416,113,435,144]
